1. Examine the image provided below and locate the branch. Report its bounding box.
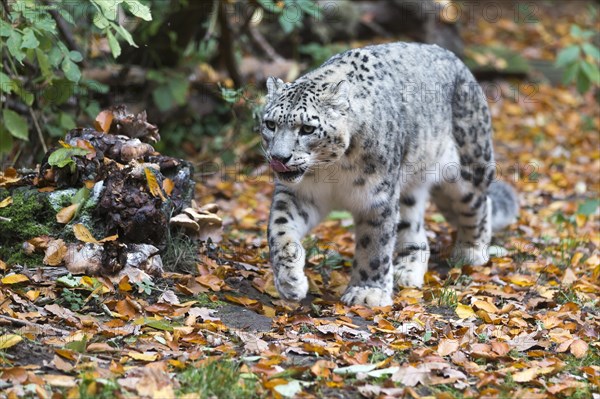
[43,0,88,68]
[217,1,243,87]
[0,314,70,336]
[246,25,284,62]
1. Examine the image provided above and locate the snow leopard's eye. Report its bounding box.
[300,125,315,135]
[265,120,276,131]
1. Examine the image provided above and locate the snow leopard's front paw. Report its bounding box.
[341,286,393,307]
[274,269,309,302]
[451,242,489,266]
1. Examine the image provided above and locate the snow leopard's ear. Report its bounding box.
[322,80,349,111]
[266,77,285,102]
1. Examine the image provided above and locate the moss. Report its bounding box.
[0,188,56,242]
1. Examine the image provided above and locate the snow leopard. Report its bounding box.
[260,42,519,307]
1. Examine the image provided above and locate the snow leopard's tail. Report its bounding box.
[488,181,519,232]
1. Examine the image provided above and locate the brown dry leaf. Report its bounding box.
[512,367,539,382]
[95,110,113,133]
[0,259,7,271]
[1,274,29,285]
[224,294,259,307]
[43,239,67,266]
[145,167,166,201]
[570,339,588,358]
[473,300,499,313]
[56,203,80,224]
[438,338,460,356]
[0,196,12,208]
[234,330,269,354]
[196,274,225,292]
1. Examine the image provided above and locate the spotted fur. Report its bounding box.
[261,42,519,307]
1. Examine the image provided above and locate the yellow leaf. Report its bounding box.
[73,224,100,244]
[570,252,584,266]
[570,339,588,358]
[25,290,40,301]
[456,303,475,319]
[99,234,119,243]
[0,334,23,349]
[145,167,166,201]
[0,259,6,271]
[56,203,80,224]
[58,140,73,149]
[127,351,158,361]
[1,274,29,284]
[473,300,499,314]
[0,196,12,208]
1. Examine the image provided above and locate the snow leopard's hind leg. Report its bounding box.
[393,185,430,288]
[431,65,516,266]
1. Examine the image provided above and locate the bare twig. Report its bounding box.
[0,314,70,335]
[217,1,243,87]
[247,25,284,62]
[202,0,220,41]
[0,216,11,222]
[28,107,48,154]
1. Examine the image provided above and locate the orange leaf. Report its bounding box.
[73,224,100,244]
[145,167,166,201]
[224,294,258,307]
[95,110,113,133]
[56,203,80,224]
[162,178,174,196]
[196,274,224,291]
[118,276,132,292]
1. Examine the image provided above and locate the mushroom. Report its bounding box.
[169,213,200,232]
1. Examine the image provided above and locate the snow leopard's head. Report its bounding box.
[261,77,350,184]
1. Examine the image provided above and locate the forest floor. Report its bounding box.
[0,1,599,398]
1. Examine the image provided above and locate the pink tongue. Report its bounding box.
[269,159,290,173]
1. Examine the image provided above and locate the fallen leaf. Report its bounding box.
[163,178,174,196]
[95,109,113,133]
[145,167,166,201]
[127,351,158,361]
[0,196,12,208]
[1,274,30,285]
[73,224,100,244]
[56,203,80,224]
[438,338,460,356]
[0,334,23,349]
[456,303,475,319]
[513,367,539,382]
[43,239,67,266]
[570,339,588,358]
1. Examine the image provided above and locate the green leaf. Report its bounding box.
[123,0,152,21]
[59,8,75,25]
[68,51,83,62]
[112,23,136,47]
[563,62,579,84]
[59,112,77,130]
[334,364,378,375]
[48,46,64,67]
[48,147,90,169]
[576,70,591,94]
[72,187,91,206]
[36,48,52,79]
[0,124,14,154]
[57,274,81,288]
[0,72,14,94]
[62,57,81,82]
[142,318,174,332]
[152,85,175,112]
[570,25,582,38]
[577,199,600,217]
[555,46,580,68]
[65,336,87,353]
[106,30,121,58]
[168,77,189,105]
[21,28,40,49]
[278,13,296,34]
[327,210,353,220]
[582,43,600,61]
[2,109,29,141]
[93,0,121,20]
[7,31,25,63]
[581,60,600,85]
[257,0,282,13]
[0,19,11,37]
[93,13,110,29]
